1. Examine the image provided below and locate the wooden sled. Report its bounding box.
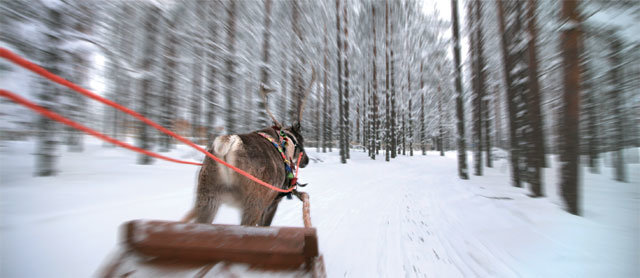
[98,191,325,277]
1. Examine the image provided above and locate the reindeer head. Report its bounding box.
[282,122,309,168]
[260,68,316,169]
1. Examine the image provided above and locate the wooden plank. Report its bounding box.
[124,220,318,268]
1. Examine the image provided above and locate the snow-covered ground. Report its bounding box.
[0,138,638,277]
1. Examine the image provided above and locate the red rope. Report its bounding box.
[0,90,201,166]
[0,47,297,193]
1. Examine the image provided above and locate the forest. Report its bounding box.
[1,0,639,277]
[1,0,638,214]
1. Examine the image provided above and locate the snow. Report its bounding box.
[584,6,640,44]
[1,138,638,277]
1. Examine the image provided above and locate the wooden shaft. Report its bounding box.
[293,190,312,228]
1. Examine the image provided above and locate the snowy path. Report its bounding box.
[1,140,638,277]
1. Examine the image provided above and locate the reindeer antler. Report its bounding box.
[298,67,317,123]
[260,83,282,128]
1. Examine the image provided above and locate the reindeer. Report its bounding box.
[182,69,316,226]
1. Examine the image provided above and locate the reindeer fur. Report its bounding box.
[187,125,308,226]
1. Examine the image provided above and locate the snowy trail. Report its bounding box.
[1,140,638,277]
[293,151,521,278]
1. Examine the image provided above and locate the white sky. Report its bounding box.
[422,0,453,21]
[422,0,470,66]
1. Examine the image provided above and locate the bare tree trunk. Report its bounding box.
[583,62,598,173]
[497,0,521,187]
[138,7,160,165]
[360,72,366,149]
[560,0,582,215]
[362,73,368,151]
[257,0,273,128]
[336,0,346,163]
[371,3,379,160]
[66,2,92,152]
[112,3,133,142]
[36,6,63,176]
[526,0,547,168]
[243,78,252,130]
[402,112,406,155]
[316,83,321,152]
[161,15,178,151]
[484,97,492,167]
[420,61,425,155]
[384,0,390,162]
[451,0,469,179]
[609,36,626,182]
[438,85,444,157]
[343,0,351,160]
[409,70,413,156]
[205,1,218,143]
[390,9,397,159]
[280,59,288,125]
[191,3,204,140]
[494,85,503,149]
[224,1,237,134]
[468,0,482,176]
[323,23,330,153]
[290,0,305,124]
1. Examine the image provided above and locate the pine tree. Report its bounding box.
[280,59,288,127]
[408,69,413,156]
[138,6,160,165]
[316,83,322,152]
[389,5,397,159]
[468,0,483,176]
[582,61,598,173]
[525,0,547,168]
[497,0,521,187]
[323,23,330,153]
[160,11,178,151]
[190,2,204,140]
[371,2,379,160]
[451,0,469,179]
[384,0,390,162]
[224,1,238,134]
[336,0,346,163]
[498,0,542,195]
[257,0,273,128]
[559,0,582,215]
[35,5,63,176]
[438,84,444,157]
[420,60,426,155]
[111,3,133,142]
[205,0,219,143]
[290,0,305,124]
[65,1,92,152]
[343,0,351,160]
[609,36,626,182]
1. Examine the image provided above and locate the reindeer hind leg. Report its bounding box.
[259,197,282,226]
[240,205,264,226]
[194,195,220,224]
